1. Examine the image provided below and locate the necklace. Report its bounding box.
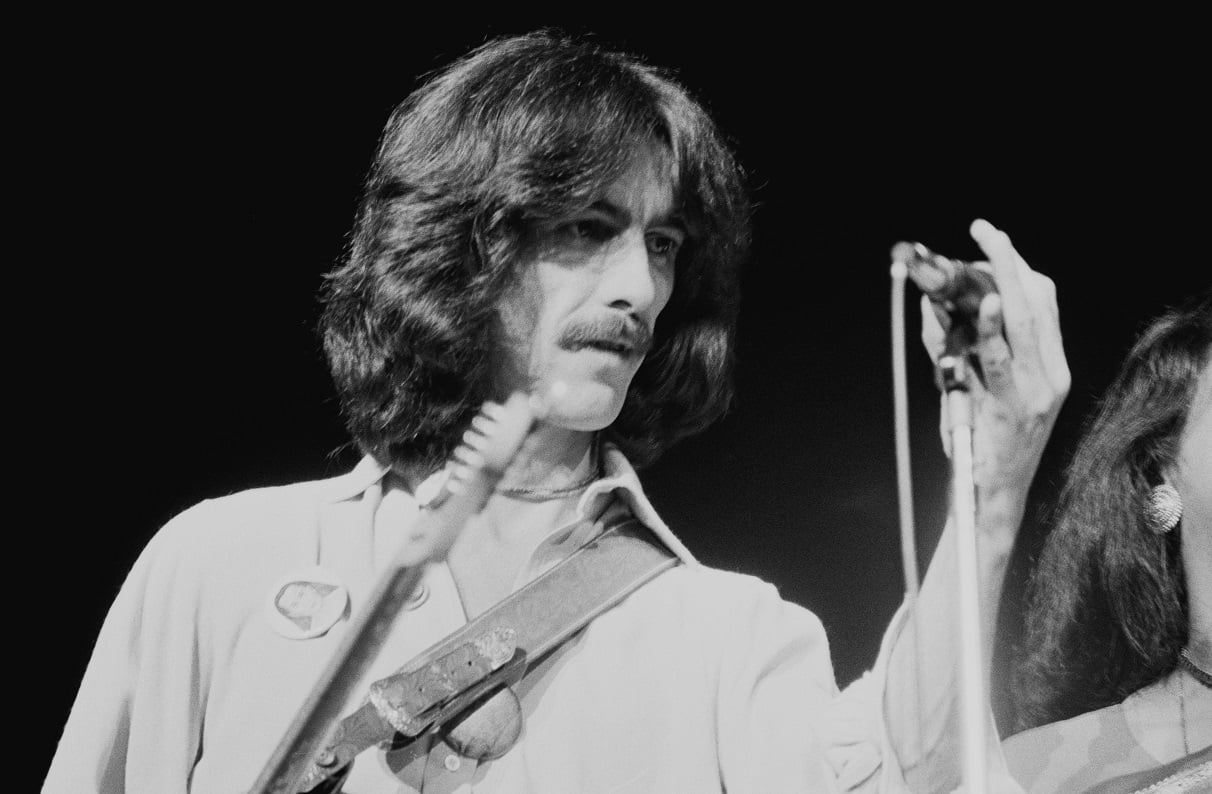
[497,470,599,501]
[497,442,602,502]
[1179,648,1212,689]
[1179,665,1190,757]
[1176,647,1211,759]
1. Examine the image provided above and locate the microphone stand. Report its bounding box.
[937,328,990,794]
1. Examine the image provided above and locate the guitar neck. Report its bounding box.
[249,561,428,794]
[249,391,538,794]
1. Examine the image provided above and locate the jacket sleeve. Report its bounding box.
[714,581,1023,793]
[714,578,842,792]
[826,602,1025,793]
[43,505,214,794]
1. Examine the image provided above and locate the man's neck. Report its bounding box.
[494,424,598,494]
[446,425,601,617]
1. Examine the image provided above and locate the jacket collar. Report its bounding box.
[321,445,698,567]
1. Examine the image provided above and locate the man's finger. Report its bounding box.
[969,218,1041,364]
[975,292,1015,396]
[920,294,948,361]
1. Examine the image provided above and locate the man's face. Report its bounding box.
[494,143,684,431]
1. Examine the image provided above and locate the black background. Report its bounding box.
[33,14,1207,779]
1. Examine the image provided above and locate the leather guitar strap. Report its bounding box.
[299,513,679,791]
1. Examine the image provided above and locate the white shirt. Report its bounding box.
[45,446,921,793]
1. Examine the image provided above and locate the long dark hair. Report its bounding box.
[1014,288,1212,731]
[319,31,749,473]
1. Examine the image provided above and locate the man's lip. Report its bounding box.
[571,340,637,356]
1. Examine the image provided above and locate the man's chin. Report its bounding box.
[540,383,626,432]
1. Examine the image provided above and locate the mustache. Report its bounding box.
[558,315,653,356]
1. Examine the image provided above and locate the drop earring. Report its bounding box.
[1143,483,1183,534]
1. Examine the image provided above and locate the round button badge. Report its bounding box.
[264,566,350,640]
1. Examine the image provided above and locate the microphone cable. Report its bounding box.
[889,256,924,761]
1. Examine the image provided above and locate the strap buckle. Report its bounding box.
[296,628,526,791]
[371,627,526,737]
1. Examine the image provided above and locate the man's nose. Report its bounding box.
[599,232,660,315]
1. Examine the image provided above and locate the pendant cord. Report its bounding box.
[498,437,602,501]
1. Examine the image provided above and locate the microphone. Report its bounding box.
[891,240,997,319]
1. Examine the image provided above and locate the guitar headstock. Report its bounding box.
[415,391,540,506]
[407,390,545,563]
[449,392,541,494]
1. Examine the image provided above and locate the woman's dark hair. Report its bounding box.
[1014,288,1212,731]
[319,31,749,472]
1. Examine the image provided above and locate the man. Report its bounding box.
[44,31,1069,792]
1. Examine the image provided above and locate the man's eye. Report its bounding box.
[646,233,683,259]
[563,218,615,243]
